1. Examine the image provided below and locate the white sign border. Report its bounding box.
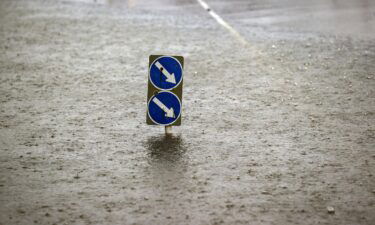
[147,91,182,126]
[149,56,183,91]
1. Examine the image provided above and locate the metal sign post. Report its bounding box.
[146,55,184,134]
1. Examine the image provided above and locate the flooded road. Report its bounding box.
[71,0,375,38]
[0,0,374,225]
[206,0,375,39]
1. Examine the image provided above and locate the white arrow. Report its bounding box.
[155,61,176,84]
[152,97,175,118]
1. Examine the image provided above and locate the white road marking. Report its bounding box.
[152,97,175,118]
[155,61,176,84]
[196,0,249,46]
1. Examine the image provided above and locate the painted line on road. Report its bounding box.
[196,0,249,46]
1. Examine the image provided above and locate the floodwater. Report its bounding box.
[206,0,375,38]
[73,0,375,38]
[0,0,374,225]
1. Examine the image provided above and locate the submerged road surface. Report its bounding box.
[0,0,374,224]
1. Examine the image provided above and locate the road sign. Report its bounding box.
[148,91,181,125]
[147,55,184,126]
[149,56,183,90]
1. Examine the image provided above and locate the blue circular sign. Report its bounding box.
[149,56,183,90]
[148,91,181,125]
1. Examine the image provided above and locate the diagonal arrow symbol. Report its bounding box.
[155,61,176,84]
[152,97,175,118]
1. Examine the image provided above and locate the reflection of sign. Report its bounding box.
[147,55,184,126]
[149,56,183,90]
[148,91,181,125]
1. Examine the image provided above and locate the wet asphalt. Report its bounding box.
[0,0,374,225]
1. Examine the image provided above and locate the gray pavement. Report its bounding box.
[0,0,374,225]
